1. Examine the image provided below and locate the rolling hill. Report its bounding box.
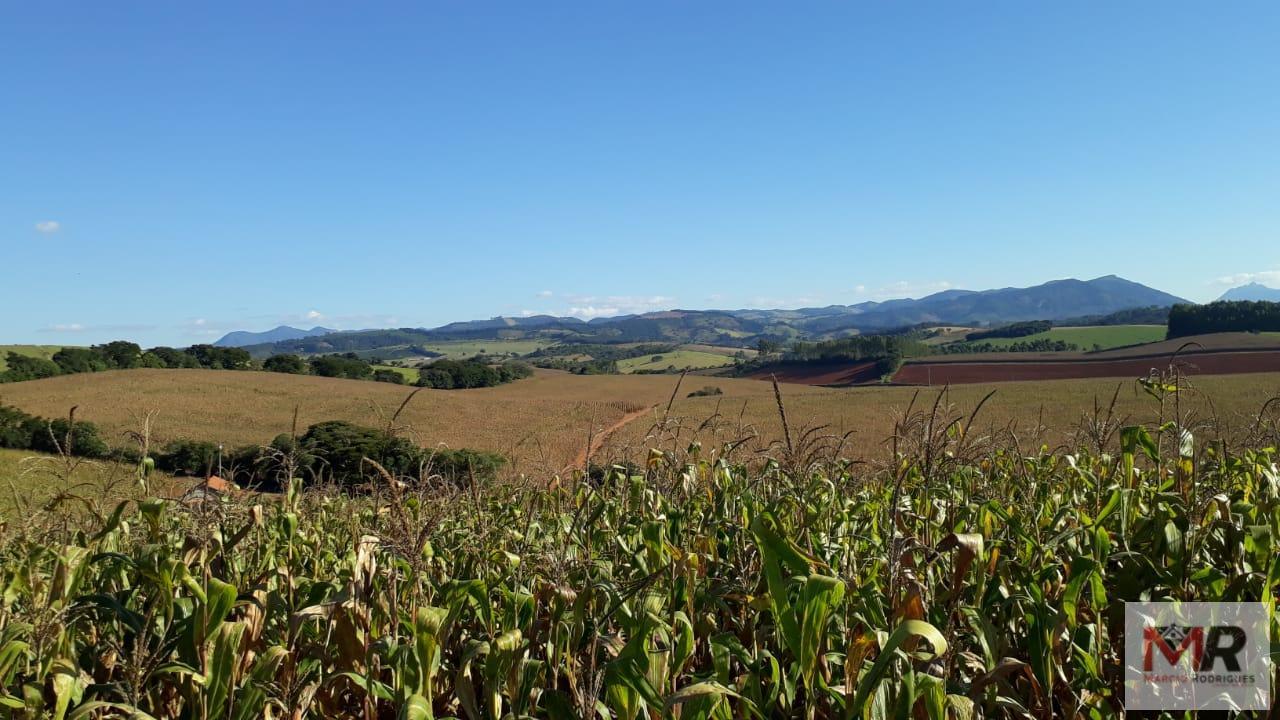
[230,275,1187,358]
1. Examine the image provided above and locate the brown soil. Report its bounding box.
[894,350,1280,385]
[747,361,882,386]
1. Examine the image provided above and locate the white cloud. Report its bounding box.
[34,221,61,234]
[561,294,675,319]
[49,323,86,332]
[1212,270,1280,287]
[750,295,822,309]
[568,305,622,319]
[853,280,955,301]
[193,318,207,326]
[305,310,324,320]
[536,290,554,298]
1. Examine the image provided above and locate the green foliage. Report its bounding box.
[51,347,109,374]
[939,338,1080,354]
[147,346,202,368]
[187,344,254,370]
[687,386,723,397]
[309,353,373,380]
[0,353,61,382]
[25,416,109,458]
[965,320,1052,341]
[1168,299,1280,338]
[417,359,531,389]
[92,340,143,369]
[373,368,408,384]
[263,353,309,374]
[156,438,220,476]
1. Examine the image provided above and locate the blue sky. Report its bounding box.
[3,2,1278,346]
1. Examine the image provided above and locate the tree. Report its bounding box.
[756,339,781,355]
[52,347,109,374]
[264,354,309,374]
[309,354,372,379]
[372,368,407,384]
[1,353,61,382]
[94,341,143,369]
[147,347,201,368]
[187,345,253,370]
[25,417,109,458]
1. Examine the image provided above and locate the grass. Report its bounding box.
[0,447,185,518]
[616,349,738,373]
[0,345,65,371]
[971,324,1167,350]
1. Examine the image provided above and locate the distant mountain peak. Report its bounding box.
[214,325,337,347]
[1218,282,1280,302]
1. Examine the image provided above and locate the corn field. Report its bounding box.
[1,385,1279,719]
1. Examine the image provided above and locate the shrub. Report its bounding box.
[688,386,723,397]
[26,417,109,458]
[264,354,309,374]
[156,439,220,476]
[373,368,407,384]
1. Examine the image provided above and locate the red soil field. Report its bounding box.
[748,361,882,386]
[893,349,1280,385]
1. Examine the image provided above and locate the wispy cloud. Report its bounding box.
[536,290,554,298]
[1212,270,1280,287]
[853,280,955,301]
[39,322,157,334]
[34,220,61,234]
[749,295,823,309]
[562,294,675,319]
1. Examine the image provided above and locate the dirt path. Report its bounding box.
[573,406,654,469]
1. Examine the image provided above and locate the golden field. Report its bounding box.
[3,367,1278,475]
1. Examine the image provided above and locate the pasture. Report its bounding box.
[616,349,737,373]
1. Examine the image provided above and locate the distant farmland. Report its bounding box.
[973,324,1166,350]
[617,349,736,373]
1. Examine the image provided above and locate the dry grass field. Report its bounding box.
[0,369,812,475]
[600,371,1280,466]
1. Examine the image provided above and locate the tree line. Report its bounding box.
[1167,300,1280,339]
[964,320,1051,341]
[0,401,503,489]
[1,342,251,383]
[1,341,534,391]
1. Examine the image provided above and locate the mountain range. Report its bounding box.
[214,325,335,348]
[1218,282,1280,302]
[218,275,1193,354]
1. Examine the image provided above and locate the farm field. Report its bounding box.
[4,366,1278,475]
[970,324,1166,350]
[2,381,1278,717]
[616,349,737,373]
[0,369,810,474]
[0,344,64,371]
